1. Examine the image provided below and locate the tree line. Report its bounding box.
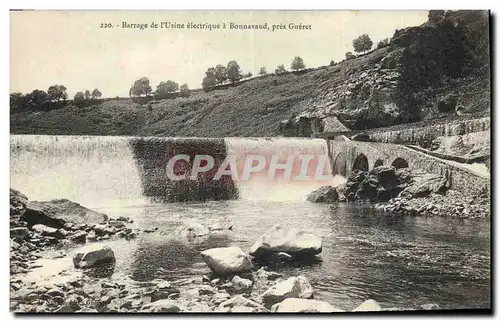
[129,77,190,99]
[10,85,103,111]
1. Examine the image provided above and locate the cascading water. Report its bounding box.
[10,135,145,208]
[10,135,345,206]
[225,137,346,201]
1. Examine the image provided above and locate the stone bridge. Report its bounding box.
[326,138,490,196]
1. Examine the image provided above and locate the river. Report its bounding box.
[10,135,491,310]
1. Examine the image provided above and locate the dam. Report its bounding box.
[9,135,490,310]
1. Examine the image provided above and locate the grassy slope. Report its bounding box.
[10,71,324,137]
[10,43,490,137]
[10,50,394,137]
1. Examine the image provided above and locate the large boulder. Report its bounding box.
[250,225,322,259]
[200,247,253,276]
[73,244,116,268]
[32,224,64,238]
[401,173,449,198]
[306,186,339,203]
[21,199,108,229]
[271,298,344,313]
[261,276,314,308]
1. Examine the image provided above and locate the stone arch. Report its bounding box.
[333,153,347,176]
[352,153,369,171]
[374,159,384,168]
[391,157,409,169]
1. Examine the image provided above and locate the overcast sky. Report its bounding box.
[11,10,428,98]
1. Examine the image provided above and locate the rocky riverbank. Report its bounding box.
[11,188,444,313]
[307,166,490,219]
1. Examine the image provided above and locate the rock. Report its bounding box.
[54,304,74,313]
[307,185,339,203]
[10,189,28,221]
[32,224,64,238]
[271,298,344,312]
[197,285,216,296]
[256,267,283,281]
[70,230,87,243]
[231,275,253,292]
[107,220,126,229]
[420,303,440,310]
[10,227,29,239]
[65,295,82,311]
[212,291,231,305]
[353,299,382,312]
[218,295,268,313]
[86,231,97,242]
[72,244,116,268]
[140,299,183,313]
[261,275,314,308]
[401,173,449,198]
[250,225,322,259]
[21,199,107,229]
[45,288,65,298]
[200,246,253,276]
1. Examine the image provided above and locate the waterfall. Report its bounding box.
[225,137,345,201]
[10,135,344,206]
[10,135,145,208]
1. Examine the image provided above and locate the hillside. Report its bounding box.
[10,10,491,137]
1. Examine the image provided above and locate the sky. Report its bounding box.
[10,10,428,98]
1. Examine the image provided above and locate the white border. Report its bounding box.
[2,1,498,322]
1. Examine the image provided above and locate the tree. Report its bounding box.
[202,68,216,90]
[291,56,306,71]
[352,34,373,54]
[345,52,355,60]
[179,84,190,98]
[10,92,24,110]
[244,71,253,79]
[91,88,102,99]
[155,80,179,98]
[130,77,152,97]
[330,60,336,66]
[259,67,267,76]
[47,85,68,102]
[29,89,49,107]
[377,38,390,49]
[84,90,91,100]
[74,91,85,103]
[226,60,242,83]
[275,64,287,74]
[214,64,228,85]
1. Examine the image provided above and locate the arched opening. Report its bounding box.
[352,154,369,172]
[391,157,409,169]
[374,159,384,168]
[333,153,347,176]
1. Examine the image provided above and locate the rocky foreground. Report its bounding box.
[10,188,442,313]
[307,166,489,219]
